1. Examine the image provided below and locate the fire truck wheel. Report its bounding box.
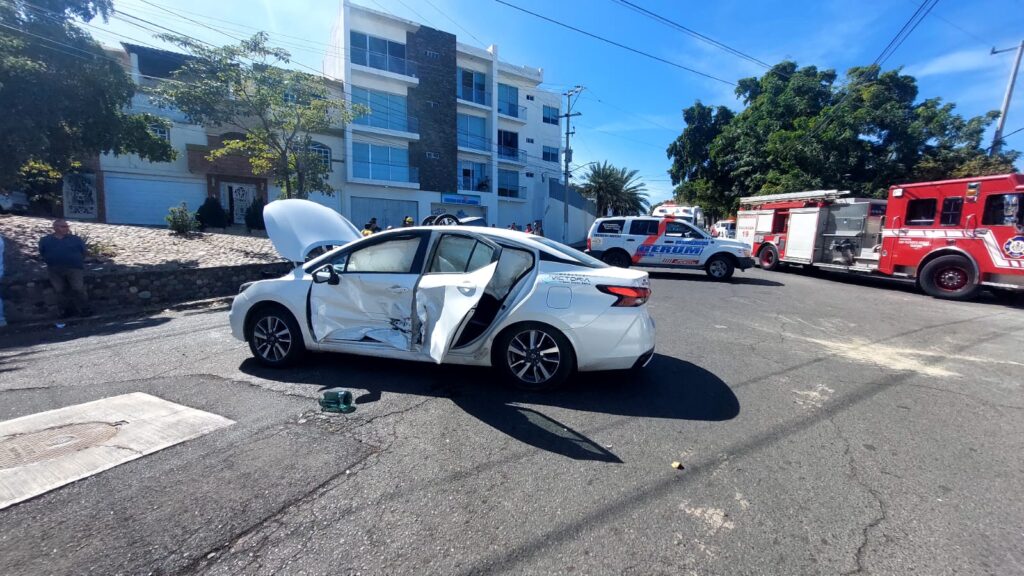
[705,255,735,280]
[919,255,980,300]
[602,250,632,268]
[758,245,781,271]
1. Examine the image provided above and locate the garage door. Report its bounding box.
[350,196,418,230]
[104,176,207,226]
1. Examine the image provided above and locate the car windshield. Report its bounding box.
[531,236,608,268]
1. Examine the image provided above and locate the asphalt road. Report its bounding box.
[1,266,1022,575]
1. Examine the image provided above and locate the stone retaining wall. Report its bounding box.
[1,262,292,323]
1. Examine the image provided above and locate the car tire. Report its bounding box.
[493,322,576,391]
[705,255,735,280]
[602,250,632,268]
[918,255,980,300]
[759,245,781,271]
[246,305,305,367]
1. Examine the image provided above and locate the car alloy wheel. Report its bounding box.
[253,315,293,362]
[507,329,561,385]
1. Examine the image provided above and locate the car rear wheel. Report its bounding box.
[705,255,735,280]
[919,255,980,300]
[759,245,781,271]
[247,306,305,367]
[494,323,575,391]
[602,250,631,268]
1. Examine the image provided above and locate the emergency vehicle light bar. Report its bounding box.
[739,189,850,205]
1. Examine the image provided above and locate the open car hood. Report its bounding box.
[264,199,361,262]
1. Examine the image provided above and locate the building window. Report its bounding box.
[526,138,534,144]
[498,169,521,198]
[905,198,937,226]
[497,130,521,161]
[350,31,416,77]
[542,146,559,163]
[497,83,521,118]
[425,151,440,160]
[351,86,417,133]
[149,123,170,141]
[525,172,534,178]
[457,113,488,151]
[424,49,440,59]
[427,100,438,108]
[458,159,490,192]
[352,141,416,183]
[939,197,963,226]
[543,105,559,125]
[526,94,535,101]
[308,142,332,170]
[457,67,488,105]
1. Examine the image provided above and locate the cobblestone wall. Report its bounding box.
[1,262,292,323]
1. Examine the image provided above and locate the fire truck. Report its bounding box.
[736,173,1024,300]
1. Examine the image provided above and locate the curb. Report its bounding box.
[0,295,234,334]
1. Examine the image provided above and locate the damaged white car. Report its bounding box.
[229,200,656,389]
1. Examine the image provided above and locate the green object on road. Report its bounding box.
[319,388,355,413]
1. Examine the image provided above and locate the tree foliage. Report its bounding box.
[0,0,174,189]
[667,61,1020,216]
[579,161,650,216]
[154,33,366,199]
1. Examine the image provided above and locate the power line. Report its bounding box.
[492,0,735,86]
[610,0,771,69]
[420,0,489,49]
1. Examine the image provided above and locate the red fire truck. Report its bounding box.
[736,173,1024,300]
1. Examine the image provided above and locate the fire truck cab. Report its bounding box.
[737,174,1024,300]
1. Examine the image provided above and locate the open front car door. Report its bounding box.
[416,232,501,363]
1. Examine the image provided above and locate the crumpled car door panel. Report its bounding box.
[416,261,498,363]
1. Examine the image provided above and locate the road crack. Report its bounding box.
[830,417,888,576]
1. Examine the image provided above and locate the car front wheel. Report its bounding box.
[494,323,575,391]
[705,255,735,280]
[247,306,305,367]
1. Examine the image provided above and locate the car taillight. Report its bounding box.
[596,285,651,307]
[587,236,592,251]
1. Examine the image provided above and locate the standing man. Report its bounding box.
[39,219,91,318]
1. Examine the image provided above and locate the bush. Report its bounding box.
[166,202,199,234]
[245,197,266,231]
[196,197,228,229]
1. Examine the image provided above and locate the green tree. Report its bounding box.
[579,161,649,216]
[0,0,174,190]
[666,61,1020,214]
[154,32,366,199]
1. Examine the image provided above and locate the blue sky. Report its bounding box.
[90,0,1024,204]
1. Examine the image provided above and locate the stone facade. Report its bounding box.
[406,26,458,194]
[1,262,290,323]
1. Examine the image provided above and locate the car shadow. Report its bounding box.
[645,270,784,287]
[239,352,738,463]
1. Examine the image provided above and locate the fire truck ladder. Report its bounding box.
[739,189,850,207]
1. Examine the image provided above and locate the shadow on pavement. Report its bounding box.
[239,352,738,462]
[646,270,784,287]
[0,315,172,351]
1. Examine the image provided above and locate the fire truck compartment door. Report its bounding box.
[754,211,775,234]
[786,208,821,262]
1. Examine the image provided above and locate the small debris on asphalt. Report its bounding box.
[319,388,355,413]
[671,461,685,470]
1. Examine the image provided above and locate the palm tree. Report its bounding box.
[579,161,650,216]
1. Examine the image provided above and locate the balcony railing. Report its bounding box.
[457,87,491,106]
[459,177,491,192]
[458,132,491,152]
[353,114,419,134]
[498,185,527,199]
[351,47,418,78]
[352,162,419,184]
[498,103,527,120]
[497,145,527,162]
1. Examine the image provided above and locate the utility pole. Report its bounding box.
[561,85,583,244]
[991,40,1024,156]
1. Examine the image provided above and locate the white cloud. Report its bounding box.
[904,49,1003,78]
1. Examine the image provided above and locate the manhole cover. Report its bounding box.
[0,422,119,470]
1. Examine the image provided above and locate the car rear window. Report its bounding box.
[596,220,625,234]
[629,220,659,236]
[532,237,608,269]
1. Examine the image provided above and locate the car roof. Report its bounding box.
[364,226,571,257]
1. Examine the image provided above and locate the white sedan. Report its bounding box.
[229,200,656,390]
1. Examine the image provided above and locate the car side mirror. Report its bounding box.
[313,265,339,285]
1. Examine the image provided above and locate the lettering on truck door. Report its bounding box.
[648,220,709,266]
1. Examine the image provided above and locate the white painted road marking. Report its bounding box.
[0,392,234,510]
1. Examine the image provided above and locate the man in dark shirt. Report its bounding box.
[38,219,91,318]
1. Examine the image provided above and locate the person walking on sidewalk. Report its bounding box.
[38,219,92,318]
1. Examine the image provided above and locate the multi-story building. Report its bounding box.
[73,2,595,241]
[327,1,568,230]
